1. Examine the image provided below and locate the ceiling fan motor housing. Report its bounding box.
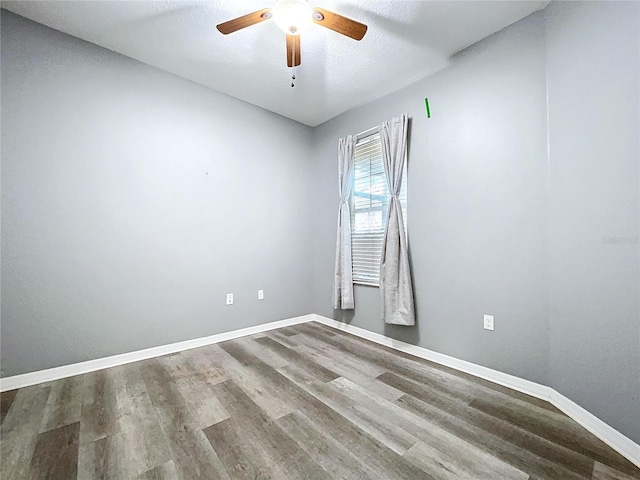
[273,0,313,35]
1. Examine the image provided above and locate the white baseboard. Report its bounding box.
[0,314,314,392]
[311,314,640,469]
[311,314,551,401]
[549,390,640,469]
[2,312,638,468]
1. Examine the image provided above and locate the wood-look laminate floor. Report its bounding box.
[2,321,639,480]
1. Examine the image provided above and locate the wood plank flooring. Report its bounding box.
[1,321,639,479]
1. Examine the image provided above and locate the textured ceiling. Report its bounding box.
[1,0,548,126]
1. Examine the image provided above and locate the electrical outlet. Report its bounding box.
[258,289,264,300]
[484,314,494,331]
[226,293,233,305]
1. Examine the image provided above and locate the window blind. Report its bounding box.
[351,133,407,286]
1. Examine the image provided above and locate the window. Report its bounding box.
[351,132,407,286]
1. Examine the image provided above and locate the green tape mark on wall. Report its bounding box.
[425,97,431,118]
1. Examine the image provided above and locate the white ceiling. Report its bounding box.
[2,0,548,126]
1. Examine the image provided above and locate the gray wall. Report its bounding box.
[1,11,314,377]
[545,1,640,443]
[312,12,550,385]
[311,2,639,444]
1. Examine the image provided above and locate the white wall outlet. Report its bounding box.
[226,293,233,305]
[258,289,264,300]
[484,314,494,331]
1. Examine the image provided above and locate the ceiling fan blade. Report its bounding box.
[216,8,272,35]
[312,8,367,41]
[286,34,301,67]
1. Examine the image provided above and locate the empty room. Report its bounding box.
[1,0,639,478]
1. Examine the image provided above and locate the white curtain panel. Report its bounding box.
[379,114,416,326]
[333,135,357,309]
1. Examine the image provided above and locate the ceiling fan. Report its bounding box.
[216,0,367,85]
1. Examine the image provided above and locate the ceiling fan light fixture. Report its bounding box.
[273,0,312,35]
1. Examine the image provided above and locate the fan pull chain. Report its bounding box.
[291,37,296,87]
